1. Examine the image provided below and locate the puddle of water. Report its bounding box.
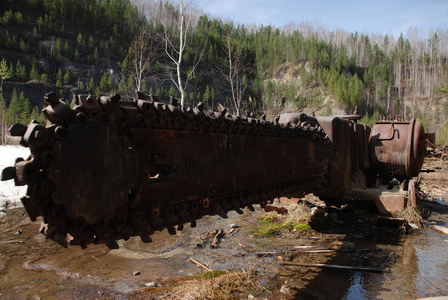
[288,228,448,300]
[413,229,448,297]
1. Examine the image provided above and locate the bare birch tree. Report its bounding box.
[129,27,156,92]
[219,26,250,116]
[160,0,205,106]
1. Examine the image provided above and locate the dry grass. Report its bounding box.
[394,206,426,229]
[150,270,271,300]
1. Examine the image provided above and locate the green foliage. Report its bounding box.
[56,68,63,85]
[29,65,39,81]
[436,121,448,146]
[7,88,31,123]
[30,106,46,125]
[55,38,61,53]
[99,72,110,92]
[359,111,380,126]
[168,85,177,97]
[252,210,313,238]
[40,73,48,84]
[63,71,70,85]
[15,60,26,81]
[0,58,12,83]
[93,47,99,63]
[77,33,84,48]
[88,77,95,92]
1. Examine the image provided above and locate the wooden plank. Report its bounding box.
[430,225,448,236]
[280,262,390,273]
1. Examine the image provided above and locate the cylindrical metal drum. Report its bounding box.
[369,119,426,178]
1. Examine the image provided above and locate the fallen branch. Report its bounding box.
[227,228,239,237]
[0,240,24,245]
[197,231,215,248]
[91,255,103,265]
[238,243,249,251]
[210,229,225,249]
[430,225,448,236]
[293,245,327,250]
[256,248,379,257]
[189,258,212,272]
[280,262,390,273]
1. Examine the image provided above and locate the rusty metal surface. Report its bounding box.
[1,92,426,248]
[369,119,426,178]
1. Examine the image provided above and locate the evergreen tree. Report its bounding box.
[15,60,26,81]
[8,62,14,79]
[56,68,63,86]
[30,65,39,81]
[63,71,70,85]
[169,85,177,97]
[55,38,62,54]
[88,77,95,92]
[19,91,31,122]
[93,47,99,63]
[77,33,84,48]
[99,72,109,91]
[40,73,48,84]
[30,106,46,125]
[7,88,20,123]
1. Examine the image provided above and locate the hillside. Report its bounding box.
[1,0,448,144]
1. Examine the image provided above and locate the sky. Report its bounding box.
[201,0,448,37]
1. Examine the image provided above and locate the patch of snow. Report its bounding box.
[0,145,30,209]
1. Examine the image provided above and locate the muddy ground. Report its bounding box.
[1,157,448,300]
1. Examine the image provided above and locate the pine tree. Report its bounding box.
[63,71,70,85]
[100,72,109,92]
[0,58,11,144]
[77,33,84,48]
[16,60,26,81]
[30,106,46,125]
[19,92,31,123]
[0,58,11,92]
[55,38,61,54]
[88,77,95,92]
[8,62,14,79]
[30,65,39,81]
[93,47,99,63]
[40,73,48,84]
[169,85,177,97]
[7,88,20,123]
[56,68,63,86]
[107,74,114,91]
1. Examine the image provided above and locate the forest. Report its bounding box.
[0,0,448,144]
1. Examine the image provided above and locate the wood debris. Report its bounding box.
[210,229,225,249]
[280,261,390,273]
[189,258,212,271]
[196,229,226,248]
[430,225,448,236]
